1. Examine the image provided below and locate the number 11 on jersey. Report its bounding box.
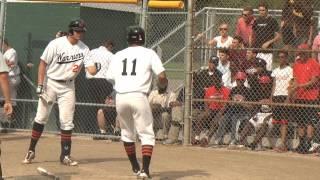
[122,58,137,76]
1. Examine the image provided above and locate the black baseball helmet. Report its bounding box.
[68,19,87,32]
[127,26,145,45]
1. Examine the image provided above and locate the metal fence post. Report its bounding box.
[0,0,7,45]
[183,0,194,146]
[140,0,148,34]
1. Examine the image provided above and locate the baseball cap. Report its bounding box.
[209,55,219,66]
[256,58,267,69]
[259,75,272,84]
[297,43,310,50]
[235,71,247,80]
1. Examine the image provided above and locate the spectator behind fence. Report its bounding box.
[229,36,247,72]
[0,39,20,129]
[148,80,177,140]
[192,55,222,144]
[244,49,269,101]
[208,23,233,55]
[250,2,280,71]
[163,87,184,145]
[312,30,320,63]
[235,6,255,47]
[281,0,297,49]
[281,0,314,48]
[212,71,251,147]
[217,49,232,89]
[270,51,293,152]
[199,77,231,147]
[289,43,320,154]
[94,91,120,140]
[238,75,273,150]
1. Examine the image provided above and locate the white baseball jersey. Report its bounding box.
[85,46,113,79]
[41,36,90,80]
[107,46,165,94]
[3,48,20,77]
[0,52,9,73]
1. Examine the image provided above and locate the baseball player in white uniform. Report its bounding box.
[106,26,167,179]
[0,51,13,180]
[86,39,114,103]
[22,19,97,166]
[1,39,20,127]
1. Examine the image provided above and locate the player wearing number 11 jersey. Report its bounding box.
[106,26,167,179]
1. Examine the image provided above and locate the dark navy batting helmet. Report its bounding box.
[127,26,145,45]
[68,19,87,33]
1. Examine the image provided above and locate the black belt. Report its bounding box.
[50,79,73,83]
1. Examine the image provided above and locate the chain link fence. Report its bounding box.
[1,0,320,155]
[191,0,320,155]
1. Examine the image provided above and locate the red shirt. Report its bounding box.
[204,86,230,110]
[235,17,254,46]
[293,58,320,100]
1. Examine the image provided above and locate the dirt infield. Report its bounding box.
[1,132,320,180]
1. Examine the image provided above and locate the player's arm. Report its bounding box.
[38,60,47,86]
[0,58,12,115]
[157,71,168,89]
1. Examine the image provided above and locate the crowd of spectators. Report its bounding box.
[189,1,320,155]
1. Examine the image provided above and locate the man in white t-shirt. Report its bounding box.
[217,49,232,89]
[22,19,97,166]
[270,50,293,152]
[106,26,167,179]
[0,39,20,130]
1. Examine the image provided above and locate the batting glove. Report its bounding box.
[36,85,44,96]
[94,62,101,73]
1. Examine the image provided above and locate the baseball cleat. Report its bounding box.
[138,170,152,179]
[60,156,78,166]
[22,150,35,164]
[133,169,140,176]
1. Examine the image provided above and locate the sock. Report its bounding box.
[60,130,72,159]
[124,142,140,172]
[29,122,44,152]
[142,145,153,175]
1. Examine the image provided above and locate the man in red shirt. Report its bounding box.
[235,6,255,47]
[199,77,231,147]
[290,43,320,154]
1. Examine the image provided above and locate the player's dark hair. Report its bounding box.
[219,48,229,55]
[3,38,8,46]
[233,35,243,44]
[258,1,268,10]
[243,6,253,14]
[103,40,114,48]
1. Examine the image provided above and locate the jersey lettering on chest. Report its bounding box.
[57,52,84,64]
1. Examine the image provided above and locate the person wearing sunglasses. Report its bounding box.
[235,6,255,47]
[208,23,233,55]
